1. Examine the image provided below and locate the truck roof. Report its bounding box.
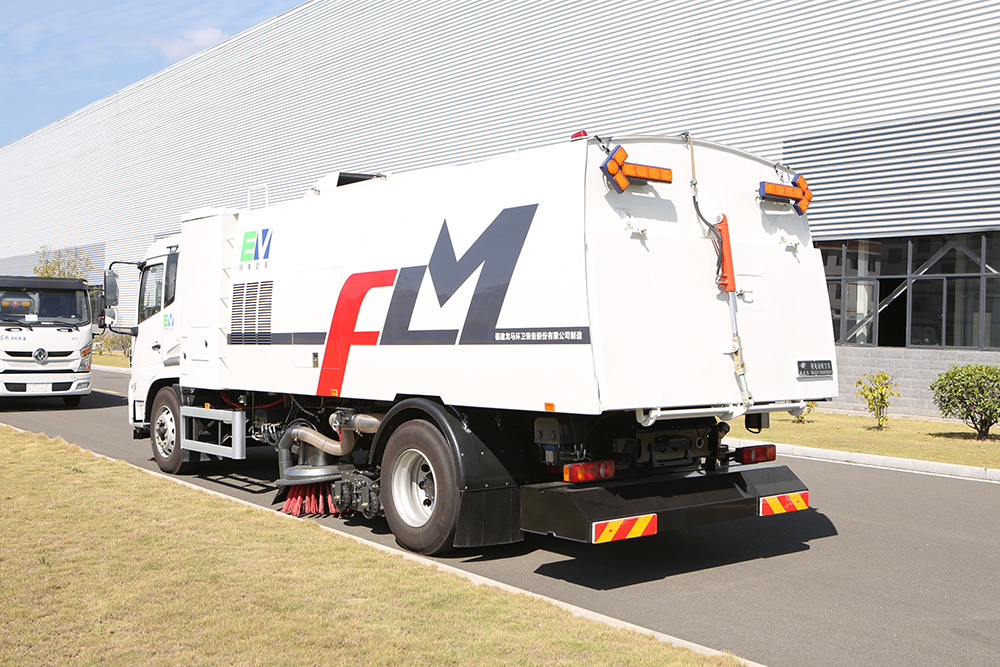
[0,275,89,291]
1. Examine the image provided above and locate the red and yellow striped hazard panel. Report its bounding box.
[592,514,658,544]
[759,491,810,516]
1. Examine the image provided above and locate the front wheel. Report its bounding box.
[381,420,459,555]
[150,386,195,474]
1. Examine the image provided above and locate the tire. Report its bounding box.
[381,420,460,555]
[150,386,194,474]
[62,395,82,407]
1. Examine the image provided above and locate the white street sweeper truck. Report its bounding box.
[105,133,836,554]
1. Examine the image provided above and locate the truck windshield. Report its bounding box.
[0,289,91,327]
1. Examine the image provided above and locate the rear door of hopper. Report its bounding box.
[583,136,836,415]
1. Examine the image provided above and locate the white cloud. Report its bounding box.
[152,27,230,63]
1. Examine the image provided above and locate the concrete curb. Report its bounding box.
[725,437,1000,483]
[92,364,130,374]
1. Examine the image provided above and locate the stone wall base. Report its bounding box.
[825,346,1000,418]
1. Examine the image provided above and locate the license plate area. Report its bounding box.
[797,359,832,377]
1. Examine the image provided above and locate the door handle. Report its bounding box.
[151,341,161,351]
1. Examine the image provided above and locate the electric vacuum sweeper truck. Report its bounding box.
[105,133,836,554]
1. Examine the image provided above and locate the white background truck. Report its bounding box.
[0,275,93,406]
[106,133,837,554]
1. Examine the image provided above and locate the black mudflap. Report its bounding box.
[520,464,808,543]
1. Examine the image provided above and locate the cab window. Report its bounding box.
[164,252,179,307]
[139,263,164,323]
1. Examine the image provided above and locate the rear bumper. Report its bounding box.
[520,464,808,543]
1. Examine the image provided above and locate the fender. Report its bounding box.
[372,397,521,547]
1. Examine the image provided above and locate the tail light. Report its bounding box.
[564,460,615,483]
[738,444,776,465]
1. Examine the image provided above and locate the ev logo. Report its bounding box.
[163,313,175,329]
[240,229,272,262]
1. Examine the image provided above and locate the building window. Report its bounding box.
[845,279,876,344]
[985,277,1000,347]
[910,278,943,346]
[822,232,998,349]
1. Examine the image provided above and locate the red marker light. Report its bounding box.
[570,130,588,140]
[563,460,616,483]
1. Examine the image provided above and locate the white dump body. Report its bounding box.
[174,136,836,418]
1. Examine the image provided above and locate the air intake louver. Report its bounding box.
[230,281,273,345]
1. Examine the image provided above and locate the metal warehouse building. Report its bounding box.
[2,0,999,417]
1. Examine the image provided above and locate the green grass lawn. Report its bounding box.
[732,410,1000,469]
[0,427,741,667]
[92,349,130,369]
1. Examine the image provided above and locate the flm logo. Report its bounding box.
[315,204,592,397]
[241,229,272,262]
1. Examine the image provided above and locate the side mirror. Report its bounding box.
[104,307,119,326]
[104,270,120,307]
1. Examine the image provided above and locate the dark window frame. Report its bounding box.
[826,232,998,350]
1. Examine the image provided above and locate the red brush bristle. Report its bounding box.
[280,482,341,517]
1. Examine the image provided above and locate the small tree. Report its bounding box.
[930,364,1000,440]
[856,371,899,430]
[793,400,817,424]
[34,245,92,279]
[94,332,132,357]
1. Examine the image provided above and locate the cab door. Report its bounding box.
[129,249,180,424]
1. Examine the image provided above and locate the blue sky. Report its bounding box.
[0,0,305,148]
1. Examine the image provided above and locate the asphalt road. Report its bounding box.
[4,368,1000,667]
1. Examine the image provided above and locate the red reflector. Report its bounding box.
[563,459,615,483]
[570,130,588,140]
[739,444,776,464]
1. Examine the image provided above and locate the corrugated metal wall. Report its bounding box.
[3,0,1000,322]
[784,108,1000,239]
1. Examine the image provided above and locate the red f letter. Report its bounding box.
[316,269,398,396]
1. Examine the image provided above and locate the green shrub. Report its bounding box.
[929,364,1000,440]
[856,371,899,430]
[793,400,817,424]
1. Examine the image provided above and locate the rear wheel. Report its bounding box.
[381,420,459,555]
[151,386,194,474]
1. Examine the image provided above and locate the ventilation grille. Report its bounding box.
[230,281,272,345]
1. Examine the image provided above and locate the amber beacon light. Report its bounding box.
[758,173,813,215]
[600,144,673,193]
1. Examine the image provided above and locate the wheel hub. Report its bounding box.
[392,449,437,528]
[154,407,176,458]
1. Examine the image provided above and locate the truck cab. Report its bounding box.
[0,275,93,406]
[108,238,182,433]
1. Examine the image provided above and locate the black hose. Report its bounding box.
[692,196,724,277]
